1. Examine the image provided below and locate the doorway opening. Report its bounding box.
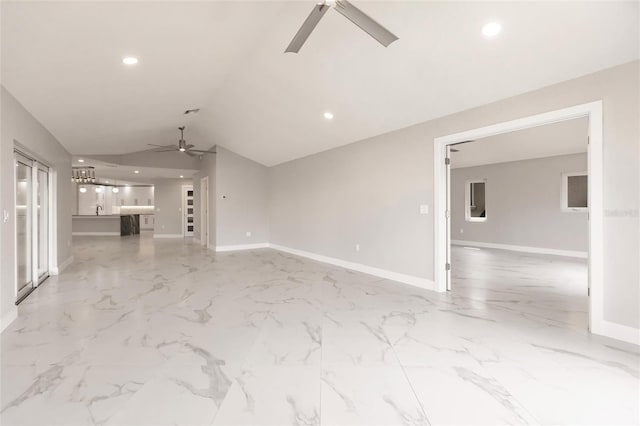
[14,150,52,304]
[434,101,603,335]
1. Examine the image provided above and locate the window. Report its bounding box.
[465,180,487,222]
[562,172,588,212]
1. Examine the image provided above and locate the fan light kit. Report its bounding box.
[286,0,398,53]
[148,126,216,156]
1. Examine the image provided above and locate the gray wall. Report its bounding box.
[451,154,588,252]
[1,86,73,320]
[154,179,192,236]
[268,60,639,329]
[215,147,269,247]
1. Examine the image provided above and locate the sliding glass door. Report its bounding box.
[14,151,50,303]
[15,154,34,301]
[37,165,50,283]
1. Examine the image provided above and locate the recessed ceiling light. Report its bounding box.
[482,22,502,37]
[324,112,334,120]
[112,187,119,193]
[122,57,139,65]
[95,186,103,193]
[179,175,184,178]
[134,170,140,174]
[105,180,109,183]
[78,159,85,163]
[79,187,87,193]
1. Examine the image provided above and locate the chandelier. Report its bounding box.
[71,166,96,183]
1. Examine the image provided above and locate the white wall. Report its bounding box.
[1,86,73,326]
[451,153,588,253]
[268,60,639,330]
[215,147,269,248]
[154,179,191,237]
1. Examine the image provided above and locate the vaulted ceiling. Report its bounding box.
[2,1,638,166]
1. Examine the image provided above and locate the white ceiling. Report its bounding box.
[2,1,638,166]
[450,117,588,169]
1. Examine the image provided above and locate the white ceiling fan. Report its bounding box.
[148,126,216,157]
[285,0,398,53]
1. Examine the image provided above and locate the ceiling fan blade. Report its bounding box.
[334,0,398,47]
[186,144,194,150]
[148,143,174,148]
[184,151,199,157]
[285,3,330,53]
[154,149,178,153]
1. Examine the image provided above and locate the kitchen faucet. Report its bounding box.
[96,204,104,216]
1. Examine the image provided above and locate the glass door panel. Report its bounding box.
[37,167,49,281]
[15,156,33,299]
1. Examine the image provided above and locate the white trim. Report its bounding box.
[72,232,120,236]
[216,243,269,252]
[51,256,74,275]
[451,240,588,259]
[1,307,18,334]
[153,233,184,239]
[561,171,589,212]
[268,244,436,292]
[592,320,640,346]
[435,101,606,339]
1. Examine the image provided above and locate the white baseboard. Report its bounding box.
[1,307,18,334]
[268,244,435,292]
[153,234,184,239]
[451,240,588,258]
[216,243,269,252]
[51,256,74,275]
[592,319,640,346]
[72,232,120,236]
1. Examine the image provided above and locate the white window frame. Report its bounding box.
[465,179,487,222]
[561,171,588,212]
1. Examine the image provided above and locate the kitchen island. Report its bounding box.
[72,214,140,236]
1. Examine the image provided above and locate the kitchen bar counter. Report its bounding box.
[72,214,141,236]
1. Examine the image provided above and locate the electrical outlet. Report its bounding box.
[419,204,429,215]
[355,244,360,252]
[246,231,251,237]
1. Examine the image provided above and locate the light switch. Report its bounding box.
[3,209,9,223]
[419,204,429,215]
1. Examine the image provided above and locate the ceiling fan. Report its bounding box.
[148,126,216,157]
[285,0,398,53]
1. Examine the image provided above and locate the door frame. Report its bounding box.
[434,101,603,333]
[200,176,209,248]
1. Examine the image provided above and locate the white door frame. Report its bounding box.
[434,101,603,333]
[200,177,209,248]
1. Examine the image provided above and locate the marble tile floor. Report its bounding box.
[1,235,638,425]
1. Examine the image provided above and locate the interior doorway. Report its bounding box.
[14,150,51,304]
[434,101,603,334]
[447,118,590,330]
